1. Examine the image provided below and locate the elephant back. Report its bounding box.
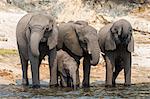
[98,23,113,52]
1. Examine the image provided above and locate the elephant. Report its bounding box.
[98,19,134,87]
[57,21,100,87]
[68,20,88,26]
[57,50,80,89]
[16,13,58,88]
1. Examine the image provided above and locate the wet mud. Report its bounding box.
[0,83,149,98]
[0,54,150,98]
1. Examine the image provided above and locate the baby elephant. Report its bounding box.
[98,19,134,87]
[57,50,80,89]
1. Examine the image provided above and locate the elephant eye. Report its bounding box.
[45,27,49,31]
[111,28,118,35]
[113,27,118,32]
[44,25,49,31]
[83,39,86,43]
[28,26,31,32]
[114,28,117,31]
[129,29,132,33]
[83,38,88,44]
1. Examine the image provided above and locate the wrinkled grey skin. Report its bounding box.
[98,19,134,87]
[16,13,58,88]
[71,20,88,26]
[57,50,80,89]
[57,21,100,87]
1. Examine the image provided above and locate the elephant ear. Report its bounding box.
[47,20,58,50]
[127,35,134,52]
[105,31,116,51]
[24,14,34,43]
[25,26,31,43]
[63,25,83,56]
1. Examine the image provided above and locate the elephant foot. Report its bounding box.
[49,84,59,88]
[22,79,29,86]
[105,84,113,88]
[112,84,116,87]
[76,84,80,88]
[72,84,80,89]
[32,84,40,88]
[112,80,116,87]
[82,83,90,88]
[124,83,131,87]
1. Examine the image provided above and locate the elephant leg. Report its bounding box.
[112,65,123,86]
[124,52,131,86]
[20,53,29,86]
[60,74,67,87]
[48,47,58,86]
[18,47,29,86]
[72,72,78,89]
[105,54,115,87]
[82,55,91,88]
[39,52,46,66]
[67,76,72,87]
[29,51,40,88]
[38,58,42,66]
[76,68,80,87]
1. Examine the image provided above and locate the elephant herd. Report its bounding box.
[16,13,134,89]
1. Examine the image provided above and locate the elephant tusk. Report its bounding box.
[100,52,105,55]
[88,51,91,54]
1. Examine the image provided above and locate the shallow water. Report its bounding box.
[0,83,150,98]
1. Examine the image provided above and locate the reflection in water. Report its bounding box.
[0,83,150,98]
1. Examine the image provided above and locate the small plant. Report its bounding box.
[0,49,17,55]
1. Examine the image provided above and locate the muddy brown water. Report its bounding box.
[0,83,149,98]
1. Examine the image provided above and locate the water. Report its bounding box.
[0,83,149,98]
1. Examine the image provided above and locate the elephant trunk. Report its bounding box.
[71,71,77,90]
[88,41,100,66]
[30,32,43,57]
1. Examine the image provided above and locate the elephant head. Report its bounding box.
[73,24,100,65]
[26,14,58,56]
[58,23,100,66]
[105,19,134,52]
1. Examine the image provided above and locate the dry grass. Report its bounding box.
[0,49,17,55]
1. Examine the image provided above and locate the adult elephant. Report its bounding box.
[16,13,58,88]
[98,19,134,87]
[57,21,100,87]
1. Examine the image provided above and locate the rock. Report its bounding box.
[0,37,8,42]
